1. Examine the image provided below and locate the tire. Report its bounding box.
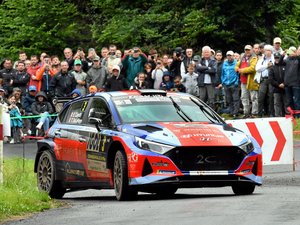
[113,150,137,201]
[37,151,65,199]
[232,183,255,195]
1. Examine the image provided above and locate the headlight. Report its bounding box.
[239,139,254,154]
[135,137,174,154]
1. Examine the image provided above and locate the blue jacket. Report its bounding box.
[221,59,239,87]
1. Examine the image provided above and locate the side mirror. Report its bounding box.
[88,117,103,131]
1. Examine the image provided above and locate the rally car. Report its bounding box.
[34,89,262,200]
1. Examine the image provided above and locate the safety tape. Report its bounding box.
[10,114,58,119]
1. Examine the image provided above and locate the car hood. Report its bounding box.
[119,122,248,147]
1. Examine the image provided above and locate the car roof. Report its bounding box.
[63,90,191,107]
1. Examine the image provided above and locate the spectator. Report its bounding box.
[131,72,150,90]
[105,45,121,76]
[181,63,198,96]
[147,49,158,69]
[71,59,87,95]
[255,44,275,117]
[282,46,300,110]
[86,48,98,69]
[0,88,9,105]
[13,51,27,69]
[100,47,109,65]
[170,47,184,78]
[253,43,261,57]
[64,47,74,70]
[70,88,82,98]
[180,48,194,77]
[24,60,31,70]
[73,47,89,72]
[27,55,41,91]
[196,46,218,108]
[116,50,122,58]
[31,91,54,135]
[122,47,148,86]
[8,94,24,144]
[235,45,259,118]
[144,63,154,88]
[12,61,30,96]
[22,85,37,135]
[49,61,77,98]
[172,76,186,93]
[162,54,170,71]
[152,59,168,89]
[88,85,97,94]
[273,37,283,54]
[159,72,174,91]
[36,55,57,96]
[221,51,239,118]
[86,56,107,91]
[104,65,128,91]
[0,58,17,96]
[269,52,286,117]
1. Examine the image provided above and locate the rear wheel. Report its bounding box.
[232,183,255,195]
[37,151,65,199]
[113,150,137,201]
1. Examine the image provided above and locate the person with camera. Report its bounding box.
[36,55,56,97]
[152,58,168,89]
[122,47,148,86]
[73,47,89,72]
[105,44,122,76]
[170,47,184,78]
[255,44,275,117]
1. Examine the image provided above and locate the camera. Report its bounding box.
[176,52,181,57]
[151,55,155,60]
[109,51,116,56]
[133,49,139,53]
[45,59,49,64]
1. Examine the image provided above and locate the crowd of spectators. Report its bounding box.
[0,39,300,143]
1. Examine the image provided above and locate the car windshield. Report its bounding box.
[112,95,223,124]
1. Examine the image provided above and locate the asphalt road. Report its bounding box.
[1,141,300,225]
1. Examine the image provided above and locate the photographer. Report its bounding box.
[121,47,148,86]
[105,45,121,76]
[151,58,168,89]
[170,47,184,78]
[73,47,89,72]
[36,55,56,96]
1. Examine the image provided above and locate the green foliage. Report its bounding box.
[0,0,298,58]
[0,0,80,59]
[0,158,58,222]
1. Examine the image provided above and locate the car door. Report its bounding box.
[53,99,90,180]
[78,97,113,182]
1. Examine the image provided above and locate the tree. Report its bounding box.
[0,0,81,59]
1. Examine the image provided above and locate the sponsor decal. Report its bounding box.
[152,161,169,167]
[157,170,176,175]
[87,160,106,172]
[128,153,138,162]
[189,171,229,176]
[65,163,85,176]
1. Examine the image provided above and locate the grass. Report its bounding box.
[0,158,61,222]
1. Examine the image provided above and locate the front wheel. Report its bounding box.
[232,183,255,195]
[37,151,65,199]
[113,150,137,201]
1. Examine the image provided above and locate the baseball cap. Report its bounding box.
[28,85,37,92]
[226,50,234,56]
[287,46,297,55]
[74,59,82,65]
[193,55,201,61]
[273,37,282,44]
[273,52,281,58]
[244,45,252,50]
[93,56,100,61]
[0,88,5,93]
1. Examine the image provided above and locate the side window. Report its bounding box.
[65,100,89,124]
[88,98,111,127]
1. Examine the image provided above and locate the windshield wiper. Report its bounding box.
[189,97,224,124]
[169,96,193,122]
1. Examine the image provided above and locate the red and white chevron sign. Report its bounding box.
[227,117,293,165]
